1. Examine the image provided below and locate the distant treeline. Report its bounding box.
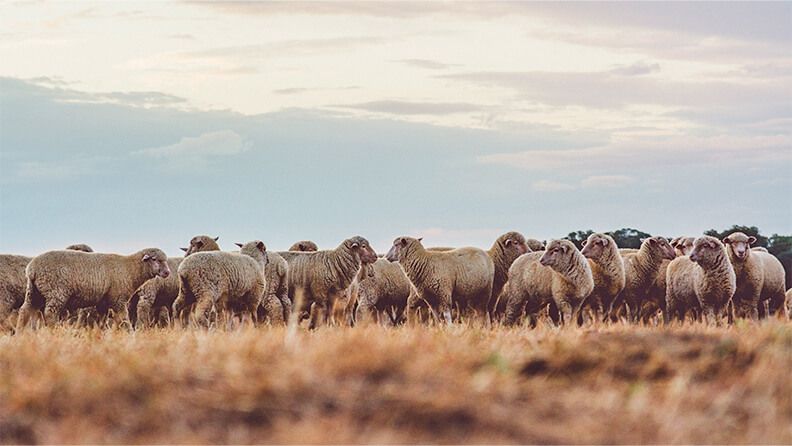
[565,225,792,288]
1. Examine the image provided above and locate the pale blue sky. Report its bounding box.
[1,2,790,256]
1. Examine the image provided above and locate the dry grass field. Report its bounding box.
[1,321,791,444]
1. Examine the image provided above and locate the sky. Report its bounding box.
[0,1,790,256]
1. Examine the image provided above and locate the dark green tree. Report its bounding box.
[768,234,792,256]
[606,228,653,249]
[565,230,594,249]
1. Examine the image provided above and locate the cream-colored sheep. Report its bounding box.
[132,235,221,328]
[580,233,625,322]
[283,236,378,328]
[666,236,736,325]
[173,241,268,327]
[721,232,786,319]
[619,237,676,322]
[525,239,545,252]
[17,248,170,330]
[501,239,593,327]
[353,258,415,326]
[386,237,494,324]
[486,232,530,319]
[258,251,289,325]
[671,237,695,257]
[288,240,318,252]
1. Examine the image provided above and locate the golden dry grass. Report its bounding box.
[1,321,791,444]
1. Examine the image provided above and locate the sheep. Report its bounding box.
[752,247,769,253]
[525,239,545,251]
[288,240,318,252]
[172,241,268,327]
[429,232,530,320]
[580,233,625,322]
[671,237,695,256]
[352,258,414,326]
[618,237,676,323]
[132,235,221,328]
[1,244,97,330]
[665,236,736,325]
[64,244,94,253]
[501,239,593,327]
[786,289,792,320]
[282,236,378,328]
[386,237,494,324]
[16,248,170,330]
[722,232,787,319]
[485,232,530,318]
[257,251,289,325]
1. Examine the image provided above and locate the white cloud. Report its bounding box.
[479,134,792,172]
[532,179,575,192]
[133,130,251,169]
[580,175,634,188]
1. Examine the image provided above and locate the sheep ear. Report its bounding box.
[298,243,306,250]
[581,240,587,247]
[351,242,359,248]
[235,242,243,248]
[417,237,423,242]
[400,238,407,246]
[648,238,657,245]
[142,254,151,261]
[214,236,219,241]
[180,247,188,252]
[722,237,731,244]
[505,238,513,246]
[748,236,756,245]
[256,241,266,251]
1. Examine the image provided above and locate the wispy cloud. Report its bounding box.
[479,134,792,172]
[580,175,635,188]
[133,130,251,170]
[395,59,459,70]
[532,179,575,192]
[333,100,482,116]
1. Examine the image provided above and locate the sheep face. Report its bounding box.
[500,232,529,256]
[580,233,613,260]
[640,236,676,261]
[142,249,170,278]
[386,236,421,262]
[539,240,577,270]
[689,236,725,268]
[722,232,756,261]
[346,236,378,264]
[672,237,695,257]
[183,235,220,257]
[237,240,268,265]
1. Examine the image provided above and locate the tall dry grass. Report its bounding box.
[1,321,791,444]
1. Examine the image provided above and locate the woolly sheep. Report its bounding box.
[580,233,626,322]
[722,232,786,319]
[386,237,494,324]
[16,248,170,330]
[671,237,695,257]
[64,244,94,253]
[666,236,736,325]
[353,258,415,326]
[486,232,530,319]
[619,237,676,322]
[501,239,594,327]
[132,235,221,328]
[288,240,318,252]
[525,239,545,252]
[173,240,268,327]
[282,236,377,328]
[258,251,289,325]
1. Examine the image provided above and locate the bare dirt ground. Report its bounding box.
[1,321,791,444]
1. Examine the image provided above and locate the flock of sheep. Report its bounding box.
[1,230,790,332]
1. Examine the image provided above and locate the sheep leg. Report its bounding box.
[436,294,453,325]
[260,294,284,326]
[136,291,156,329]
[308,301,327,330]
[502,288,528,327]
[355,299,376,326]
[192,295,215,328]
[108,299,131,330]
